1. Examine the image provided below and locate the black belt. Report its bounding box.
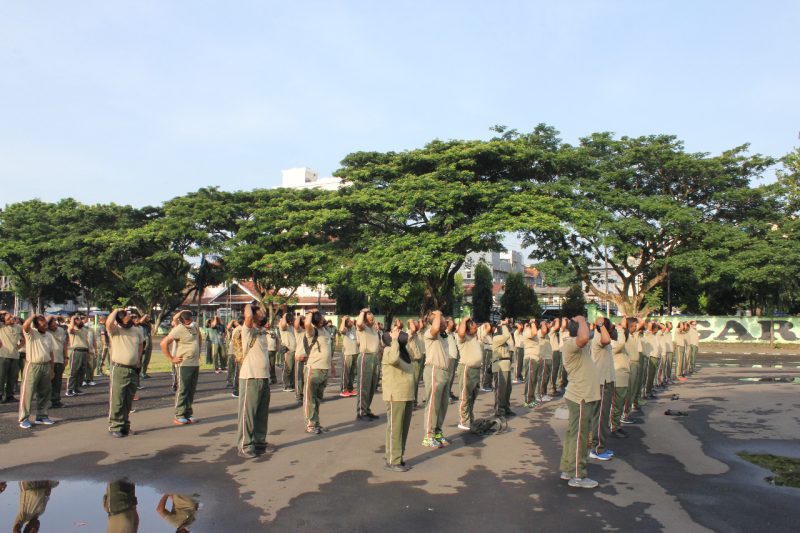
[114,363,139,370]
[71,347,89,351]
[498,357,511,361]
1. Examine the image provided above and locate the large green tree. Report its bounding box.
[472,261,493,322]
[520,132,773,316]
[334,126,565,313]
[500,271,541,319]
[561,285,587,318]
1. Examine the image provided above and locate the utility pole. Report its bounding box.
[667,268,672,316]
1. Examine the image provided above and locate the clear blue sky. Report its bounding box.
[1,0,798,208]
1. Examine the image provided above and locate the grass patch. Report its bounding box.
[738,452,800,488]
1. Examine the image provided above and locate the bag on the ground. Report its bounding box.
[470,416,508,436]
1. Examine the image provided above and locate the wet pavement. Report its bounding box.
[1,352,799,532]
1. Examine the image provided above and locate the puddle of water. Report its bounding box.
[0,480,201,532]
[737,377,800,383]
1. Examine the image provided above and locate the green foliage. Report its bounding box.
[334,126,565,312]
[520,132,774,315]
[533,259,580,287]
[472,262,493,322]
[561,285,587,318]
[500,272,541,319]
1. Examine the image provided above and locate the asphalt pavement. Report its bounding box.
[1,352,799,532]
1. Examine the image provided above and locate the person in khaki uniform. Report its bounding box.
[279,313,297,392]
[558,316,599,489]
[339,317,359,397]
[455,317,483,429]
[550,318,566,394]
[0,312,23,403]
[588,317,614,460]
[303,309,332,434]
[642,322,661,399]
[536,322,555,402]
[18,314,55,429]
[355,308,381,420]
[157,493,199,531]
[106,308,144,438]
[610,320,631,438]
[445,318,460,402]
[381,322,414,471]
[421,311,451,448]
[405,319,425,407]
[521,320,543,409]
[237,304,272,458]
[265,321,279,384]
[66,314,92,396]
[686,320,700,374]
[13,480,58,532]
[673,322,688,380]
[48,317,68,408]
[293,315,308,403]
[160,310,201,425]
[104,480,139,533]
[624,317,643,416]
[492,319,515,417]
[478,322,493,391]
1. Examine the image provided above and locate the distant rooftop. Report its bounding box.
[281,167,343,191]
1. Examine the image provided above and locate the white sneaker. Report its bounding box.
[88,381,97,386]
[560,471,572,480]
[457,423,471,430]
[541,395,553,402]
[568,477,598,488]
[82,381,88,386]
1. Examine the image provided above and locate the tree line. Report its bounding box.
[1,124,797,325]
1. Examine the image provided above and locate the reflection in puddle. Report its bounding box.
[737,376,800,383]
[0,480,200,532]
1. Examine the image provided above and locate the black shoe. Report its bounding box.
[109,431,125,438]
[356,414,372,421]
[121,428,135,436]
[141,374,150,379]
[1,398,11,404]
[504,410,517,417]
[384,462,410,472]
[449,394,458,402]
[366,413,379,420]
[613,429,629,438]
[646,394,657,400]
[51,402,64,408]
[238,448,257,458]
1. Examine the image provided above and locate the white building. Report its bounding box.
[281,167,343,191]
[459,251,524,285]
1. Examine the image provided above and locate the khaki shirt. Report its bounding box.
[457,333,482,368]
[50,327,67,364]
[0,323,22,359]
[266,329,278,351]
[69,326,91,350]
[109,326,143,367]
[279,327,296,353]
[537,331,552,359]
[357,324,380,354]
[590,333,615,384]
[342,326,358,355]
[662,330,673,352]
[406,332,423,361]
[563,336,600,403]
[642,331,661,359]
[625,331,642,363]
[25,328,52,364]
[687,326,699,346]
[160,494,198,530]
[294,329,306,360]
[168,324,200,366]
[548,330,559,352]
[240,326,270,379]
[611,327,630,387]
[381,339,414,401]
[492,326,513,371]
[522,326,540,361]
[306,327,332,369]
[424,328,449,369]
[447,332,459,360]
[674,331,687,350]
